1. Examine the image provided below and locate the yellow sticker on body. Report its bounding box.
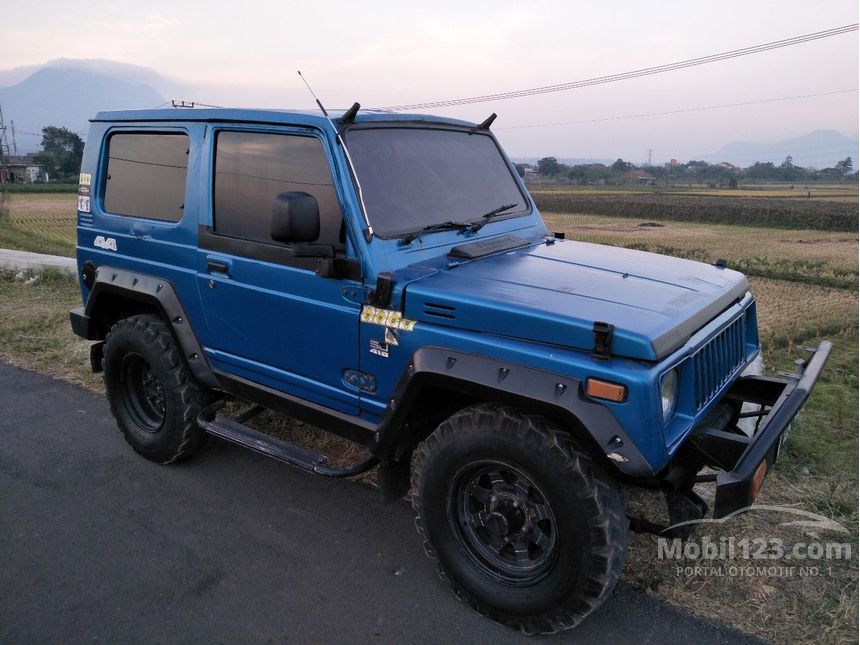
[79,172,92,186]
[360,306,417,332]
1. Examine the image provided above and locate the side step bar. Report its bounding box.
[197,401,378,478]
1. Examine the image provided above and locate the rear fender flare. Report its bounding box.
[77,266,217,388]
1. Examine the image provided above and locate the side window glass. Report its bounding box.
[213,131,343,247]
[104,133,189,221]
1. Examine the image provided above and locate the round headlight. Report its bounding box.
[661,369,679,422]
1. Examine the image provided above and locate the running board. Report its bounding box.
[197,401,378,478]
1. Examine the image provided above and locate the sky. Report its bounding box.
[3,0,858,162]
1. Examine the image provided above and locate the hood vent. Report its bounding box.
[424,302,457,320]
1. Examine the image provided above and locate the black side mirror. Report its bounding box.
[271,192,320,244]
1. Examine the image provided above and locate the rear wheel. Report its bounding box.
[103,314,208,463]
[412,404,627,634]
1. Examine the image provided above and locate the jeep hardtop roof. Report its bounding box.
[91,108,475,130]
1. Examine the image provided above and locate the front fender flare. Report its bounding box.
[375,347,654,477]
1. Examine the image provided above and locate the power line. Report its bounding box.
[379,23,859,111]
[497,89,859,130]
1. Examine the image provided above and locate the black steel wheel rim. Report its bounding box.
[450,460,558,585]
[119,352,166,432]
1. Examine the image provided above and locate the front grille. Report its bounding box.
[692,314,746,411]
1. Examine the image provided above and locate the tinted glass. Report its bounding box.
[213,131,342,246]
[346,127,528,238]
[104,133,188,221]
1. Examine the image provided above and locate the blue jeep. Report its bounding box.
[70,105,830,634]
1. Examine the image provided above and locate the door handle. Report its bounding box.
[207,259,230,274]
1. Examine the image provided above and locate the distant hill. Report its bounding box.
[512,132,859,171]
[711,130,859,169]
[0,61,168,152]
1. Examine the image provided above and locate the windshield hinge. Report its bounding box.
[592,321,615,360]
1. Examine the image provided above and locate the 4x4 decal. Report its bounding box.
[93,236,117,252]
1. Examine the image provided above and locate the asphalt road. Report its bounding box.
[0,362,761,644]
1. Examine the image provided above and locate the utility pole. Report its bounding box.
[0,104,11,184]
[10,120,17,155]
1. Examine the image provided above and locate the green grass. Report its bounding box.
[0,269,98,390]
[769,333,858,477]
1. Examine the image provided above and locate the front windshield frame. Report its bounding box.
[342,123,532,240]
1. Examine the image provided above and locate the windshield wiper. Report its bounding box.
[402,204,520,244]
[481,202,519,219]
[402,220,471,244]
[469,202,519,233]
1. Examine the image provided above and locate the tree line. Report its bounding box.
[519,155,857,186]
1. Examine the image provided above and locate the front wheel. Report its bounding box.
[412,404,627,634]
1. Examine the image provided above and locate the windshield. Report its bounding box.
[345,127,530,239]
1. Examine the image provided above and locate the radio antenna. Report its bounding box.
[297,70,373,241]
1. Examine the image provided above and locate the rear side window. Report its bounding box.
[213,131,343,246]
[104,133,189,222]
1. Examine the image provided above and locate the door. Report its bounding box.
[196,128,362,414]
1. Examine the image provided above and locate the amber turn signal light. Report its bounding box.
[751,460,768,500]
[585,378,627,402]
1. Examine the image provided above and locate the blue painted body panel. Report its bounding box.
[402,239,750,361]
[76,108,761,476]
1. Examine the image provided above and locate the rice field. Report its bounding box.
[528,182,859,201]
[544,212,858,289]
[0,193,77,257]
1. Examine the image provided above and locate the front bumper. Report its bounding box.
[691,341,832,518]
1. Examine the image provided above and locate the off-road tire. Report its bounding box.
[412,403,627,635]
[103,314,208,464]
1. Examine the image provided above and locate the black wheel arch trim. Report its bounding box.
[374,346,654,478]
[69,266,217,388]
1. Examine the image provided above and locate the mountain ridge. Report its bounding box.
[0,61,168,152]
[712,129,859,168]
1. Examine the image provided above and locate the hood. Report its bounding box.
[403,239,750,361]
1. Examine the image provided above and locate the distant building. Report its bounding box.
[622,169,656,185]
[717,162,740,171]
[0,154,48,184]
